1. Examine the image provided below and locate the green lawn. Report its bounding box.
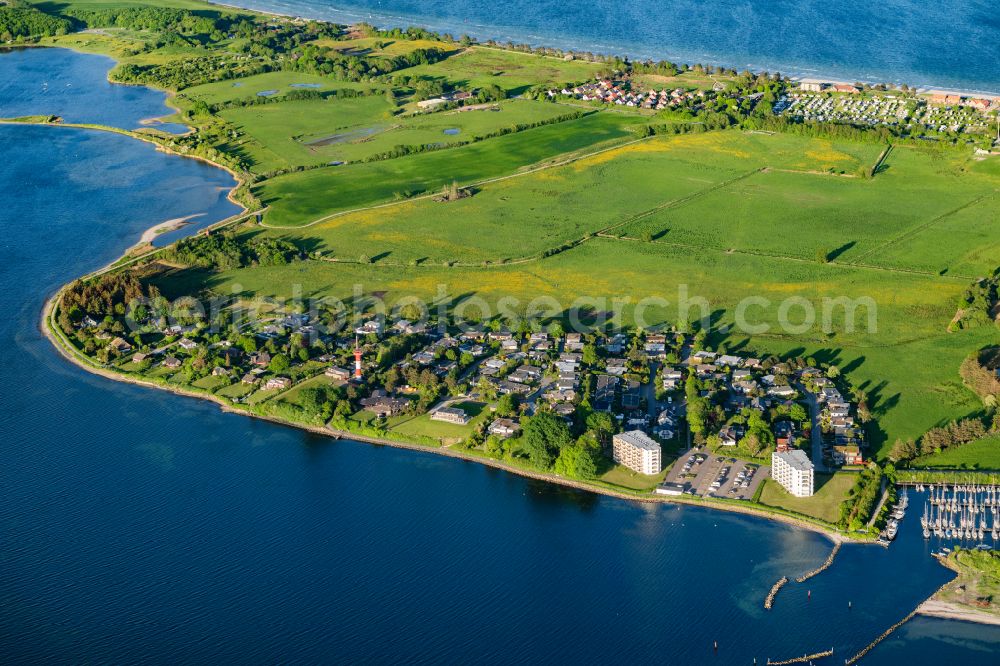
[388,400,488,442]
[616,144,996,271]
[216,381,257,399]
[274,374,342,406]
[910,436,1000,470]
[600,465,669,491]
[191,374,231,391]
[757,472,856,523]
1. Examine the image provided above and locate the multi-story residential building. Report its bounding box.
[612,431,662,475]
[771,449,815,497]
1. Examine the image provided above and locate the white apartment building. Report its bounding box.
[771,449,815,497]
[612,431,662,475]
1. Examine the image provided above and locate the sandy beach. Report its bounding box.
[917,599,1000,626]
[138,214,203,245]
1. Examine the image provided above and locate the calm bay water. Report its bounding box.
[2,47,1000,664]
[223,0,1000,94]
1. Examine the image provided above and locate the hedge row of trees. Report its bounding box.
[891,415,1000,463]
[839,465,883,530]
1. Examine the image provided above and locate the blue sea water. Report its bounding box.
[2,47,1000,663]
[224,0,1000,94]
[0,47,187,129]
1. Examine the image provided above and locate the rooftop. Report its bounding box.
[773,448,813,472]
[614,430,660,452]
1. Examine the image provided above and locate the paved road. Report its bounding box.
[801,388,829,473]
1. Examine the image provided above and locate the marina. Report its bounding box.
[917,484,1000,545]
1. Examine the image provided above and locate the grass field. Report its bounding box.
[399,46,606,96]
[179,72,383,106]
[221,97,572,172]
[758,472,856,523]
[254,111,641,225]
[910,436,1000,470]
[313,36,455,59]
[256,132,903,264]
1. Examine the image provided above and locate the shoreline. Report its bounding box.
[916,599,1000,627]
[9,29,1000,644]
[137,214,203,245]
[207,1,1000,99]
[38,273,858,546]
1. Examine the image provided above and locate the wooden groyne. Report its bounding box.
[766,648,833,665]
[764,577,789,609]
[796,542,842,583]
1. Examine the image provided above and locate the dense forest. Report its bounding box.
[0,2,73,40]
[163,232,302,270]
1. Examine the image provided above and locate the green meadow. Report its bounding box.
[255,132,901,264]
[179,71,382,105]
[399,46,607,95]
[154,128,1000,457]
[220,97,571,173]
[911,436,1000,470]
[254,111,641,225]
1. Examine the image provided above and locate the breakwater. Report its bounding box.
[764,577,789,610]
[844,575,958,665]
[796,543,842,583]
[766,648,834,665]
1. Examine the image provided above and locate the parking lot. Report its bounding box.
[659,447,769,500]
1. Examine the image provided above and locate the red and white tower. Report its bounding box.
[353,336,363,380]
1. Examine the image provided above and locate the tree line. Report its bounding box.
[162,232,302,270]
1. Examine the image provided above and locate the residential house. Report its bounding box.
[594,375,619,412]
[325,366,352,381]
[606,358,627,376]
[661,367,683,390]
[360,390,411,418]
[431,406,471,425]
[264,377,292,391]
[488,418,520,438]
